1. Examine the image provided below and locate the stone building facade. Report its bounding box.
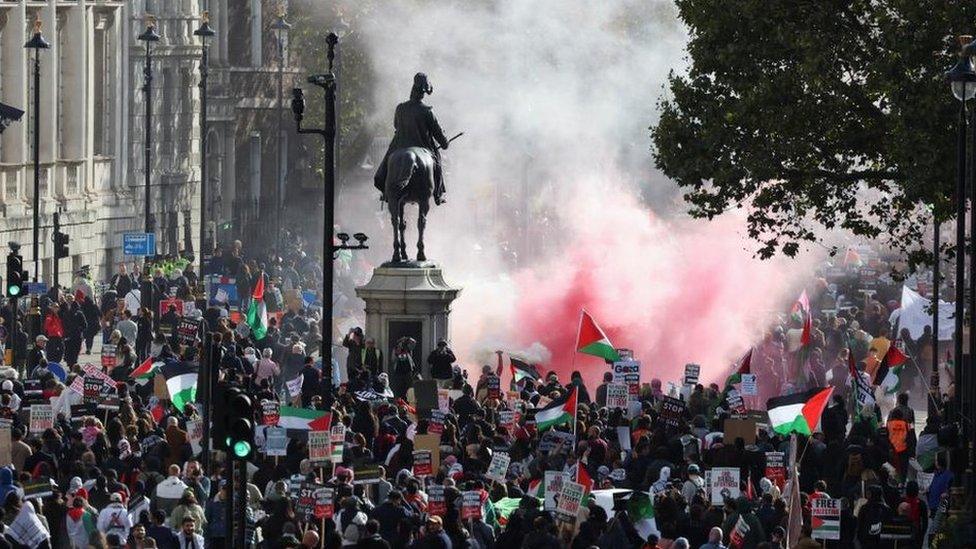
[0,0,304,284]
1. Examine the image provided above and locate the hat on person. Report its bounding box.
[688,464,701,475]
[35,335,47,343]
[0,380,12,392]
[109,492,122,503]
[427,516,443,525]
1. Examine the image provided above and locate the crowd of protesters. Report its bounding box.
[0,240,960,549]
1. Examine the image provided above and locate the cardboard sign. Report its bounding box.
[683,364,701,386]
[764,452,786,490]
[616,426,632,451]
[811,498,841,540]
[709,467,741,504]
[154,373,169,400]
[660,397,687,427]
[606,383,629,409]
[265,427,288,456]
[313,486,335,519]
[555,480,585,523]
[740,374,758,396]
[101,346,117,370]
[428,484,446,516]
[413,450,433,477]
[539,430,575,454]
[83,376,103,405]
[159,298,184,318]
[330,424,346,463]
[428,410,445,434]
[879,520,914,540]
[262,400,280,426]
[612,360,641,397]
[486,452,511,483]
[414,434,441,472]
[296,482,323,522]
[461,490,482,520]
[726,389,746,414]
[286,375,304,398]
[352,464,382,485]
[23,477,53,500]
[308,430,330,464]
[487,375,501,400]
[498,410,517,433]
[29,404,53,434]
[724,418,757,446]
[437,389,450,413]
[177,318,201,346]
[187,419,203,455]
[544,471,569,511]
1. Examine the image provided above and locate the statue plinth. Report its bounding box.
[355,265,461,377]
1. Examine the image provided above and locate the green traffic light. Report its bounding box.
[8,285,20,296]
[232,440,251,458]
[225,436,232,448]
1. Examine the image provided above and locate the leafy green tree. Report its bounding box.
[652,1,975,261]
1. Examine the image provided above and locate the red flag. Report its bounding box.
[577,462,593,492]
[251,274,265,300]
[737,349,752,376]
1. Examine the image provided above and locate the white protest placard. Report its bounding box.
[486,452,511,483]
[612,360,641,398]
[555,480,585,523]
[308,430,330,464]
[330,423,346,463]
[683,364,701,386]
[740,374,758,396]
[606,383,629,409]
[29,405,53,434]
[437,389,450,413]
[811,497,841,540]
[917,472,934,495]
[544,471,569,511]
[616,426,632,451]
[187,420,203,455]
[709,467,741,503]
[286,375,304,399]
[265,427,288,456]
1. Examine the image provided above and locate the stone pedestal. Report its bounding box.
[355,265,461,377]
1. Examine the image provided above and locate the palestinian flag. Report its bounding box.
[576,310,620,362]
[279,406,331,432]
[874,343,908,388]
[527,478,545,499]
[725,349,752,387]
[162,362,198,413]
[510,357,541,383]
[766,386,834,436]
[576,462,593,493]
[245,274,268,340]
[535,386,577,431]
[627,491,658,540]
[130,357,161,384]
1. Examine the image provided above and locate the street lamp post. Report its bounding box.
[945,34,976,511]
[24,20,49,283]
[272,8,291,249]
[194,12,215,262]
[192,10,215,474]
[291,33,369,384]
[137,16,160,312]
[932,208,941,419]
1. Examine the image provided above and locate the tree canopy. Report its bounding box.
[652,1,975,261]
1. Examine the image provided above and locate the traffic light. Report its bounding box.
[6,251,24,298]
[53,232,69,259]
[224,387,255,460]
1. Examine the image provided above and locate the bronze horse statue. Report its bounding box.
[383,146,438,263]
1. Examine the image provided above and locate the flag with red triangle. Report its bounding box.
[577,462,593,493]
[874,343,908,386]
[576,311,620,362]
[725,349,752,387]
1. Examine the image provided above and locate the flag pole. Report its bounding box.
[572,309,583,376]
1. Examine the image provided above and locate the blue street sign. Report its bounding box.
[26,282,47,295]
[123,233,156,256]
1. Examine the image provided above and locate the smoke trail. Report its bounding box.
[337,0,819,387]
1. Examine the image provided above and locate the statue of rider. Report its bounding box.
[373,73,451,204]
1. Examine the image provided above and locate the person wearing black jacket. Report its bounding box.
[427,340,456,382]
[61,299,87,367]
[80,294,100,354]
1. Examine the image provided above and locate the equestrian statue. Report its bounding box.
[373,73,460,264]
